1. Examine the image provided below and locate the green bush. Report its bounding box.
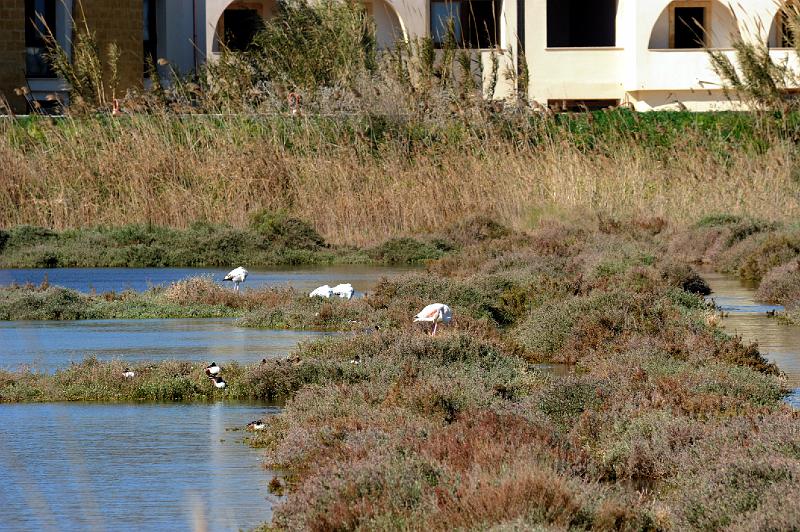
[368,238,445,264]
[245,0,376,89]
[249,209,324,250]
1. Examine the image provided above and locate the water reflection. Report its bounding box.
[0,402,278,531]
[0,319,332,372]
[704,272,800,408]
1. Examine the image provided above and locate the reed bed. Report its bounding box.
[3,112,800,246]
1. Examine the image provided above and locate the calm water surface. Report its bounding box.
[0,401,279,531]
[0,265,418,294]
[0,319,332,372]
[704,272,800,408]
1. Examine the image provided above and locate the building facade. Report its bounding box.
[0,0,798,113]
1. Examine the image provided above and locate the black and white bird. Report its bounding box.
[122,368,135,378]
[205,362,221,377]
[247,419,266,431]
[210,376,227,389]
[223,267,248,292]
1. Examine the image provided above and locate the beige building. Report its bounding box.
[1,0,799,113]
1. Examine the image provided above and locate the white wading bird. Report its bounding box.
[413,303,452,336]
[331,283,354,300]
[223,267,248,292]
[309,285,333,298]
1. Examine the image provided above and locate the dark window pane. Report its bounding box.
[25,0,56,77]
[144,0,158,75]
[430,0,499,48]
[223,9,264,51]
[431,2,461,44]
[674,7,705,48]
[547,0,617,47]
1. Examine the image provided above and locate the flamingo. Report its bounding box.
[309,285,333,298]
[413,303,452,336]
[331,283,354,300]
[223,267,248,292]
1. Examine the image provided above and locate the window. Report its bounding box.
[548,99,619,112]
[222,8,264,51]
[547,0,617,48]
[670,2,709,49]
[776,2,800,48]
[143,0,158,74]
[430,0,500,49]
[25,0,56,77]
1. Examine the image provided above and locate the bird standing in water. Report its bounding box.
[223,267,248,292]
[413,303,453,336]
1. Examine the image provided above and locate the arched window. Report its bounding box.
[215,1,271,52]
[648,1,739,49]
[773,1,800,48]
[430,0,501,48]
[546,0,617,48]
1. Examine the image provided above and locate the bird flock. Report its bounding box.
[121,266,453,430]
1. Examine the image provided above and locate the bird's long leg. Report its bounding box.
[432,322,438,336]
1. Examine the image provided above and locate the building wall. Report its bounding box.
[74,0,143,98]
[524,0,797,110]
[0,0,26,112]
[2,0,799,113]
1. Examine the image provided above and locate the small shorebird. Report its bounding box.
[122,368,135,378]
[210,376,227,389]
[205,362,221,376]
[223,267,248,292]
[247,419,266,431]
[350,355,361,365]
[413,303,453,336]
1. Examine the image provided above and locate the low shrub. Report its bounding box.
[368,237,447,264]
[755,260,800,305]
[249,209,325,250]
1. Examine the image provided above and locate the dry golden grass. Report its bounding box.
[2,114,799,246]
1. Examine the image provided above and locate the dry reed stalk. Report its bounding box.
[2,115,799,245]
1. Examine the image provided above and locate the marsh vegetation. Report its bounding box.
[3,216,798,530]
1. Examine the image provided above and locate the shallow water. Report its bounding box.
[0,265,418,294]
[0,401,279,531]
[703,272,800,408]
[0,319,332,372]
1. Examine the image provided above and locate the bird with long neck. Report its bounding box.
[413,303,452,336]
[223,267,248,292]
